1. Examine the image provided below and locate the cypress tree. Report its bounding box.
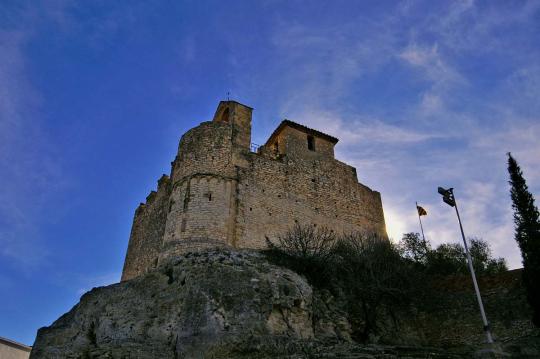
[507,153,540,326]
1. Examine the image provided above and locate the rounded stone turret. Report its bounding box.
[160,102,253,259]
[171,121,236,183]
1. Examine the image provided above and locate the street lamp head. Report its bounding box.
[438,186,453,195]
[437,186,456,207]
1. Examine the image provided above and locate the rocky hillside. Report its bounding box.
[31,250,538,358]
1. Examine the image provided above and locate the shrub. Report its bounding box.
[333,233,420,342]
[266,226,423,343]
[399,234,507,276]
[264,223,336,288]
[426,243,468,276]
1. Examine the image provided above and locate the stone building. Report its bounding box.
[0,336,31,359]
[121,101,387,281]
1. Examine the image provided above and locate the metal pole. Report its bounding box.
[452,190,494,344]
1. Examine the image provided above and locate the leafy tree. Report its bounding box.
[508,153,540,326]
[468,238,508,275]
[399,232,431,264]
[426,243,467,276]
[399,234,507,276]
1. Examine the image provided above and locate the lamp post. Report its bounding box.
[437,187,494,344]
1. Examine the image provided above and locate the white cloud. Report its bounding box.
[399,42,467,118]
[284,109,443,147]
[0,7,70,269]
[419,93,443,114]
[433,0,540,54]
[399,43,463,86]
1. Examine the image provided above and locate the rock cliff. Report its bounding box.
[31,250,539,358]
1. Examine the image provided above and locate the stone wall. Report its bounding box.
[121,175,170,281]
[235,147,385,249]
[413,269,539,351]
[163,175,237,246]
[121,101,387,281]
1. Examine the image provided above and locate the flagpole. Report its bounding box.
[437,187,494,345]
[416,202,427,247]
[453,194,494,344]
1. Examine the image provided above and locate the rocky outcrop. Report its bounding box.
[32,250,328,358]
[31,250,539,358]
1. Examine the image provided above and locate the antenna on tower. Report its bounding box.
[227,91,230,101]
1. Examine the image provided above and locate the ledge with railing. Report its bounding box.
[250,143,261,153]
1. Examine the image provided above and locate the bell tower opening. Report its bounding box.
[221,108,230,123]
[212,101,253,150]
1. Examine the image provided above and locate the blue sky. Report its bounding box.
[1,0,539,346]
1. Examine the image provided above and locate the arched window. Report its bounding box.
[221,108,230,123]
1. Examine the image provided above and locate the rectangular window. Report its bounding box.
[307,135,315,151]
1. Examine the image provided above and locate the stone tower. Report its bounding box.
[161,101,253,257]
[121,101,387,281]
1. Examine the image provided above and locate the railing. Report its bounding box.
[250,143,261,153]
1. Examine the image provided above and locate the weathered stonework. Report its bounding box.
[121,101,387,281]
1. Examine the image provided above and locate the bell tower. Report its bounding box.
[213,101,252,151]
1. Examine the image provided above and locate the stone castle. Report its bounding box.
[121,101,387,281]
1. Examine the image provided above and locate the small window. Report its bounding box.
[181,218,187,232]
[273,141,279,154]
[307,135,315,151]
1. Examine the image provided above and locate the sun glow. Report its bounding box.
[383,206,409,243]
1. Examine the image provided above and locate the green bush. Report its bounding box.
[399,233,507,276]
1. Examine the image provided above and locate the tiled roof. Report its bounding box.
[266,119,339,145]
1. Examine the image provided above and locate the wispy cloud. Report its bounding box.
[284,109,444,146]
[0,5,70,269]
[399,42,466,118]
[265,18,398,112]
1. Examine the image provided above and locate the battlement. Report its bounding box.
[121,101,387,281]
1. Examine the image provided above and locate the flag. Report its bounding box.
[417,205,427,216]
